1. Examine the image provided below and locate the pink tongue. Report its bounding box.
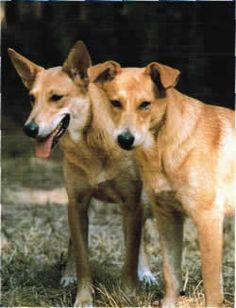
[35,135,54,158]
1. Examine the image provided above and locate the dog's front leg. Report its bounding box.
[68,192,93,308]
[64,162,93,307]
[138,233,157,285]
[120,199,142,292]
[60,239,77,286]
[137,203,156,285]
[195,210,224,307]
[154,203,184,308]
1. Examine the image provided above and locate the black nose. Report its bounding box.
[117,131,135,150]
[23,122,39,138]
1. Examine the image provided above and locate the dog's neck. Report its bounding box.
[88,92,120,153]
[164,89,202,145]
[147,89,202,148]
[66,95,118,158]
[136,89,203,177]
[67,95,91,142]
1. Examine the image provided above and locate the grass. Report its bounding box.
[2,120,235,307]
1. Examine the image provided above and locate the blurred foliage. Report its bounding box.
[2,2,235,127]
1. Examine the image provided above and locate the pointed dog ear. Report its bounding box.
[145,62,180,93]
[88,61,121,84]
[8,48,43,89]
[63,40,92,80]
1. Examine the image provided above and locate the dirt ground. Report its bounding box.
[2,123,234,307]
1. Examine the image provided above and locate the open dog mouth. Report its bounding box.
[35,114,70,158]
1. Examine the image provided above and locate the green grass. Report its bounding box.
[2,121,234,307]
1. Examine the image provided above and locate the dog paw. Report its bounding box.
[138,269,157,286]
[160,297,176,308]
[60,274,77,287]
[73,288,93,307]
[74,299,93,308]
[74,300,93,308]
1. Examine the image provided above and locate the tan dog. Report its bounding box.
[8,42,156,307]
[88,61,235,307]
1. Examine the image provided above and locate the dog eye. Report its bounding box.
[29,94,35,105]
[111,100,122,108]
[50,94,64,102]
[138,101,151,110]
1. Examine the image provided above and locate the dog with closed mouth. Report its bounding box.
[88,60,235,307]
[8,42,156,307]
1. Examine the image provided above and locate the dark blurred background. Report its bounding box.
[2,2,235,128]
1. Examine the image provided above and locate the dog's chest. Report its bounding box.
[137,148,183,213]
[88,165,115,186]
[137,149,172,192]
[153,190,183,213]
[145,171,171,193]
[86,148,131,186]
[79,153,119,186]
[144,173,183,212]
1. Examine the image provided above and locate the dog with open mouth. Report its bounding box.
[24,113,70,158]
[8,42,156,307]
[88,60,235,307]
